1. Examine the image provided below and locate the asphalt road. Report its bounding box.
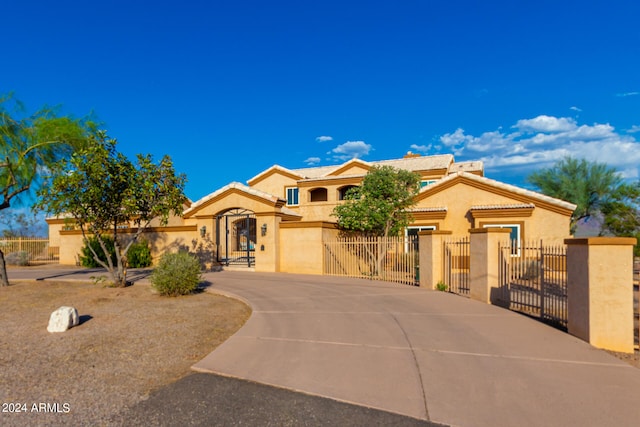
[110,373,445,426]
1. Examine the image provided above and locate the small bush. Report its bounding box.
[436,281,447,292]
[126,240,152,268]
[151,251,202,296]
[80,236,116,268]
[5,251,29,266]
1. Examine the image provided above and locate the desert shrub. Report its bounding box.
[151,251,202,296]
[126,240,152,268]
[80,236,117,268]
[436,281,448,292]
[5,251,29,266]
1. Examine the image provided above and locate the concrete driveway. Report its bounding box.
[193,271,640,427]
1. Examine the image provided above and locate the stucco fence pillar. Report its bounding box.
[469,227,512,304]
[418,230,452,289]
[565,237,637,353]
[254,213,282,273]
[279,221,339,274]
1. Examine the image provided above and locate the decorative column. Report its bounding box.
[469,228,512,304]
[418,230,452,289]
[254,212,281,272]
[565,237,637,353]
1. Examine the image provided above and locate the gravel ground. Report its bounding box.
[0,280,250,427]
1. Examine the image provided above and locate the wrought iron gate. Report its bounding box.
[443,236,470,296]
[498,240,567,330]
[216,209,256,267]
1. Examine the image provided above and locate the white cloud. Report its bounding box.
[440,128,472,148]
[514,115,577,133]
[434,115,640,181]
[304,157,321,165]
[616,92,639,97]
[570,106,582,112]
[330,140,372,161]
[316,136,333,142]
[409,144,431,153]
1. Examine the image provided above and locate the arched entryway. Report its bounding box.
[216,208,257,267]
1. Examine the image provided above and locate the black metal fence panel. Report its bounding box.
[443,236,470,296]
[498,240,567,330]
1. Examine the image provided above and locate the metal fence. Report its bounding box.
[634,260,639,350]
[323,235,419,285]
[443,236,470,296]
[0,238,58,265]
[498,240,567,330]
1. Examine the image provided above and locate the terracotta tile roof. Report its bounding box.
[470,203,535,210]
[290,154,455,178]
[374,154,454,172]
[298,174,365,183]
[408,207,448,212]
[247,165,304,183]
[448,161,483,174]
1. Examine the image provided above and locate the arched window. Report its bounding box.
[309,188,328,202]
[338,185,358,200]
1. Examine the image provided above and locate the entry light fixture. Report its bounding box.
[200,226,207,237]
[261,223,267,236]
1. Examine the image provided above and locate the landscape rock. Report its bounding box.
[47,306,80,333]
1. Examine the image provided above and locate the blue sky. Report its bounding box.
[3,0,640,205]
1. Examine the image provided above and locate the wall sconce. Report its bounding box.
[200,226,207,237]
[261,223,267,236]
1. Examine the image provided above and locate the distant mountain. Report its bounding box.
[574,214,605,238]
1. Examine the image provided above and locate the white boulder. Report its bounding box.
[47,306,80,333]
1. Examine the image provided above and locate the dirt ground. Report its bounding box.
[0,280,251,426]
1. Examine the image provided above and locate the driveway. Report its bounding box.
[193,271,640,427]
[9,266,640,426]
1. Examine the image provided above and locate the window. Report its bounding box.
[338,185,359,200]
[406,226,436,238]
[286,187,299,206]
[420,180,437,188]
[309,188,328,202]
[405,226,436,251]
[483,223,521,256]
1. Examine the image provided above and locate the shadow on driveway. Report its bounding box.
[111,373,446,427]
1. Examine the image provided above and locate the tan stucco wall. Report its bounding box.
[46,220,66,248]
[186,191,280,218]
[250,172,298,200]
[57,226,199,265]
[254,213,282,272]
[279,222,339,274]
[566,237,636,353]
[415,181,572,240]
[329,164,370,176]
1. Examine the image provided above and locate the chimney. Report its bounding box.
[403,151,421,159]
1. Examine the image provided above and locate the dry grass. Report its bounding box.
[0,280,250,426]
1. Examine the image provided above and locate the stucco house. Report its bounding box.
[47,152,576,274]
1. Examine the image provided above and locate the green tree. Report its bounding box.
[601,181,640,256]
[0,210,42,238]
[332,165,420,278]
[527,157,623,232]
[36,131,187,287]
[0,93,90,286]
[332,165,421,237]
